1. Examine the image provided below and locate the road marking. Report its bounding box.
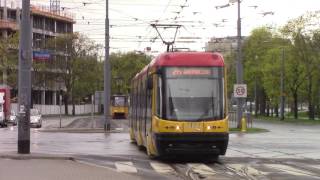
[187,163,216,175]
[265,164,317,177]
[150,162,176,174]
[115,161,138,173]
[310,165,320,169]
[227,164,269,177]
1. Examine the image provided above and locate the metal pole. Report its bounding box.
[104,0,111,131]
[18,0,32,154]
[59,91,62,128]
[254,55,258,116]
[280,48,285,120]
[236,0,244,127]
[91,94,94,128]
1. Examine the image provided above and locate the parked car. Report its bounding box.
[8,110,17,126]
[30,109,42,128]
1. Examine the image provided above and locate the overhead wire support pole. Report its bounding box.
[18,0,32,154]
[236,0,244,127]
[104,0,111,131]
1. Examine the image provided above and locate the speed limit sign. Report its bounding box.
[234,84,247,98]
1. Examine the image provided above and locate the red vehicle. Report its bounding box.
[130,52,229,158]
[0,85,11,127]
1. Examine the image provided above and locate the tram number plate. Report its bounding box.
[184,122,202,131]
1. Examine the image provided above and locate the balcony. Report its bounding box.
[0,19,18,30]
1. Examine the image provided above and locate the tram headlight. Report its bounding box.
[207,126,211,130]
[176,125,181,130]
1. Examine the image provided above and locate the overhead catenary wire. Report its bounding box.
[29,0,279,53]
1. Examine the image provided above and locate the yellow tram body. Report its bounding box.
[130,52,229,158]
[110,95,129,119]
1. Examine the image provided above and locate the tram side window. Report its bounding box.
[141,80,146,122]
[140,80,144,121]
[146,77,152,120]
[133,85,137,121]
[156,76,162,117]
[135,83,139,129]
[132,85,136,127]
[137,81,141,126]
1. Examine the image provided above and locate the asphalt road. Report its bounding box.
[1,116,320,180]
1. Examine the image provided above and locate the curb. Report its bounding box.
[39,128,123,133]
[0,152,74,161]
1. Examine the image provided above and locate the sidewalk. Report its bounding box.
[0,153,141,180]
[42,115,89,129]
[41,115,128,133]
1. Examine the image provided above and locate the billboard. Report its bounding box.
[33,50,51,61]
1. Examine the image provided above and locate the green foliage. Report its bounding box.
[224,53,236,98]
[243,11,320,119]
[46,33,102,113]
[242,27,275,101]
[229,127,269,133]
[110,52,151,94]
[73,57,103,102]
[257,115,320,125]
[0,32,19,86]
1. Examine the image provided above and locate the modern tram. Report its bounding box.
[110,94,129,119]
[129,52,229,158]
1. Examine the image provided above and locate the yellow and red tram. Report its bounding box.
[130,52,229,158]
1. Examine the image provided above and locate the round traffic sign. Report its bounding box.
[236,86,246,96]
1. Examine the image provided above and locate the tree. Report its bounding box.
[110,52,151,95]
[48,33,101,115]
[310,30,320,119]
[242,27,274,116]
[281,12,320,119]
[73,57,103,103]
[0,32,19,86]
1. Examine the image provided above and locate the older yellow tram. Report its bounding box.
[111,95,129,119]
[130,52,229,158]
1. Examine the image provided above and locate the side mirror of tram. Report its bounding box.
[147,77,153,90]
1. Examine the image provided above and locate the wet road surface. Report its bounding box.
[1,117,320,179]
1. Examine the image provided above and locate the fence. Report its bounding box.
[228,110,253,128]
[12,103,99,115]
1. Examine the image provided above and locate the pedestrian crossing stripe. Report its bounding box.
[150,162,176,174]
[227,164,269,176]
[310,165,320,170]
[110,161,320,178]
[115,161,138,173]
[187,163,216,175]
[265,164,317,177]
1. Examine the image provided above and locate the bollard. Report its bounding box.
[241,117,247,132]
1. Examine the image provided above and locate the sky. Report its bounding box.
[22,0,320,55]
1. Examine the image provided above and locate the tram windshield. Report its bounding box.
[164,67,224,121]
[112,96,127,107]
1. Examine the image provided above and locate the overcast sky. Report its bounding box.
[26,0,320,54]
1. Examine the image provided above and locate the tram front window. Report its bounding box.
[164,67,224,121]
[113,96,127,107]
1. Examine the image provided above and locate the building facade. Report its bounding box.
[0,1,74,106]
[205,36,246,56]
